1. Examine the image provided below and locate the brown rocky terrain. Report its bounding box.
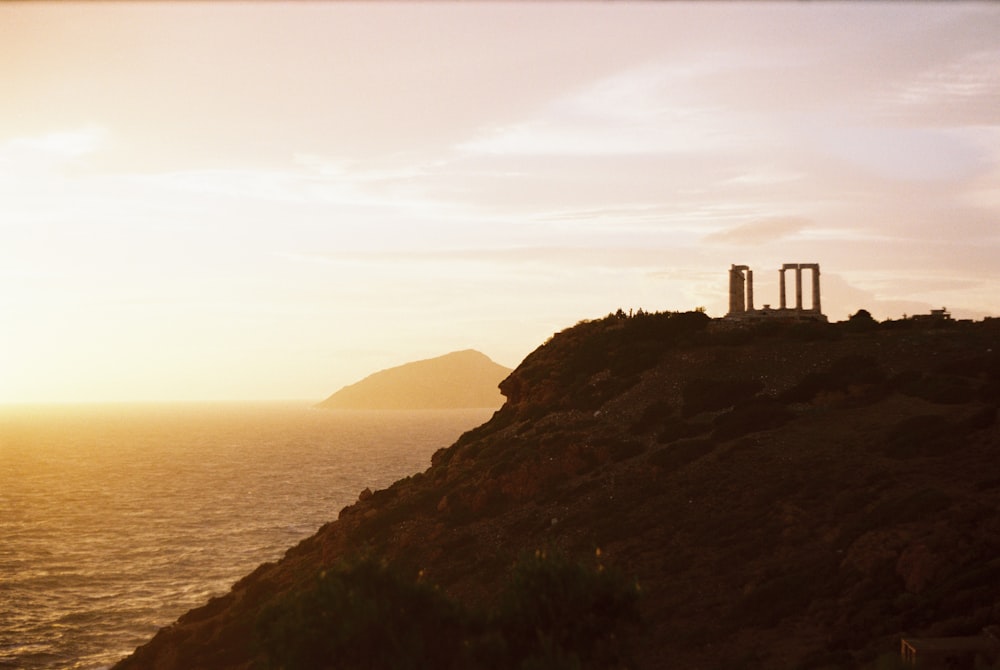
[115,311,1000,669]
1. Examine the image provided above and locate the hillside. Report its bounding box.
[115,311,1000,670]
[316,349,510,410]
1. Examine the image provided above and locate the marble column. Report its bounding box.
[800,263,821,313]
[795,266,803,310]
[779,268,787,309]
[728,265,745,314]
[813,269,821,313]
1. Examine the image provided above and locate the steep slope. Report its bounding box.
[115,312,1000,670]
[316,349,510,410]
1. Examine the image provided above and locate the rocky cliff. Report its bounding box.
[316,349,510,410]
[115,311,1000,670]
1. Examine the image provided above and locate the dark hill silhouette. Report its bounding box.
[115,311,1000,670]
[316,349,511,410]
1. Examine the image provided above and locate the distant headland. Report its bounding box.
[316,349,511,410]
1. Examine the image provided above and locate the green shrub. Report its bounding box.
[843,309,878,332]
[495,550,642,670]
[257,552,642,670]
[621,309,710,343]
[257,558,470,670]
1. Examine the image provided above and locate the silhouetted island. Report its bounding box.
[116,311,1000,670]
[316,349,511,410]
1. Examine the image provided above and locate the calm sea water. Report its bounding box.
[0,403,494,670]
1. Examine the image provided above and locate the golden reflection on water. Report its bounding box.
[0,403,492,670]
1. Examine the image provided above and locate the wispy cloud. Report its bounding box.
[3,126,106,158]
[704,217,810,246]
[457,60,756,158]
[0,126,107,178]
[818,126,987,182]
[890,48,1000,122]
[724,170,804,186]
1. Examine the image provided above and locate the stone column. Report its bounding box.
[779,268,787,309]
[728,265,745,314]
[793,266,802,310]
[801,263,821,313]
[746,269,754,311]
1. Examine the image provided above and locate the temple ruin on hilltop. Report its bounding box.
[726,263,827,322]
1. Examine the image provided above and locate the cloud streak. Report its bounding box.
[704,217,811,246]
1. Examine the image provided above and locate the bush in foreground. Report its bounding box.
[257,551,641,670]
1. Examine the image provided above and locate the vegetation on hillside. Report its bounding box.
[256,551,641,670]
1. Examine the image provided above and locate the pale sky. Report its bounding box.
[2,2,999,403]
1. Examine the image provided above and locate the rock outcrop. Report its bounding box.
[316,349,510,410]
[116,312,1000,670]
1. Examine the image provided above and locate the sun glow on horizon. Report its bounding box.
[2,2,999,403]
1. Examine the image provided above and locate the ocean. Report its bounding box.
[0,403,494,670]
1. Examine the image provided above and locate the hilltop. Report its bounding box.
[316,349,510,410]
[115,311,1000,670]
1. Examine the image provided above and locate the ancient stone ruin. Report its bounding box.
[726,263,826,321]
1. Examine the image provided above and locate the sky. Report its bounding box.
[2,2,999,403]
